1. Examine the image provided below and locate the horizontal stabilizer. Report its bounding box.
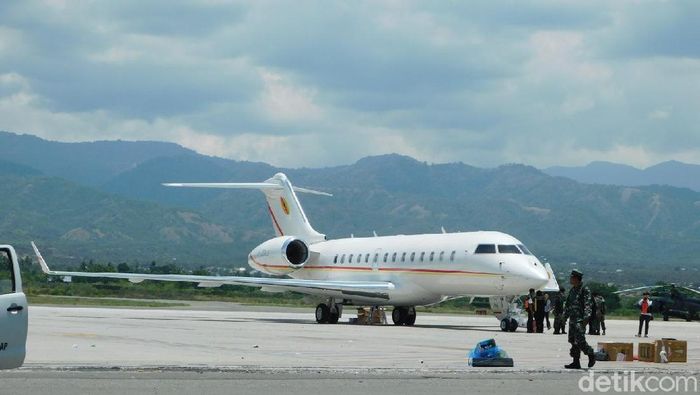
[163,182,332,197]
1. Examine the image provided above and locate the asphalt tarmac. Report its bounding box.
[4,305,699,394]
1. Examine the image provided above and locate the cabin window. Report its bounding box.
[401,252,406,262]
[340,254,345,263]
[429,251,435,262]
[498,245,522,254]
[373,253,379,263]
[517,244,534,255]
[439,251,445,261]
[392,252,397,262]
[383,253,388,263]
[450,250,456,261]
[474,244,496,254]
[348,254,354,263]
[410,252,415,262]
[365,253,370,263]
[333,255,338,264]
[420,252,425,262]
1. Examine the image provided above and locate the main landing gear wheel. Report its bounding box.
[328,305,341,324]
[392,306,416,326]
[316,302,342,324]
[405,306,416,326]
[316,303,330,323]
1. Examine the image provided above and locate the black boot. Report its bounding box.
[565,358,581,369]
[588,353,596,368]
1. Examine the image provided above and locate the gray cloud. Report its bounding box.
[0,0,698,168]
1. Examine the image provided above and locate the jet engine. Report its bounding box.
[248,236,310,275]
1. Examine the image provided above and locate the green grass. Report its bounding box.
[28,295,188,308]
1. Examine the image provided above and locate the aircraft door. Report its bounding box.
[0,246,28,369]
[498,259,509,291]
[372,249,382,272]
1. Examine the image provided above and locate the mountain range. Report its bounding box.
[545,161,700,192]
[0,131,699,285]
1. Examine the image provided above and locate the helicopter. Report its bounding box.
[615,284,700,322]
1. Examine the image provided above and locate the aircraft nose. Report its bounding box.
[524,260,549,287]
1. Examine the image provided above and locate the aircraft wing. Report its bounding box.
[31,242,393,300]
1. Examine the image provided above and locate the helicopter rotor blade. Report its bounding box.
[681,286,700,296]
[613,285,665,295]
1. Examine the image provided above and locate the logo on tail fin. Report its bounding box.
[280,197,290,215]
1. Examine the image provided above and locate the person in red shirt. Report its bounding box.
[636,292,653,337]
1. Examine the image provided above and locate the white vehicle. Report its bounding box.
[33,173,558,328]
[0,245,28,369]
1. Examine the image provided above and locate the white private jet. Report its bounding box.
[33,173,558,329]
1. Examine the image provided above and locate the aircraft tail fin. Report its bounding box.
[164,173,328,242]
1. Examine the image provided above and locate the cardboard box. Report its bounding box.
[597,342,634,361]
[654,339,687,363]
[354,308,386,325]
[638,342,656,362]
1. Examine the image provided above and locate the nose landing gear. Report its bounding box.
[491,295,525,332]
[500,317,519,332]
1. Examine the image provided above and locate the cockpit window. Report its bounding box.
[474,244,496,254]
[498,245,522,254]
[517,244,533,255]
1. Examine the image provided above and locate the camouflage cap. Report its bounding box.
[570,269,583,279]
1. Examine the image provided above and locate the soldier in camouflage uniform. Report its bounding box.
[563,269,596,369]
[553,286,566,335]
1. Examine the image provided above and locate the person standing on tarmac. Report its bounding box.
[636,291,653,338]
[544,293,552,331]
[594,293,607,335]
[553,286,566,335]
[588,293,598,335]
[563,269,596,369]
[534,290,546,333]
[525,288,536,333]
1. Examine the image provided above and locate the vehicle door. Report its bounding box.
[0,245,28,369]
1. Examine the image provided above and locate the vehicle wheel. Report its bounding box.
[315,304,330,323]
[392,307,407,325]
[500,318,509,332]
[509,318,519,332]
[405,307,416,326]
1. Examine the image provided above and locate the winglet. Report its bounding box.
[31,241,52,274]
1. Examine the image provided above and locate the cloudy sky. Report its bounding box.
[0,1,698,168]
